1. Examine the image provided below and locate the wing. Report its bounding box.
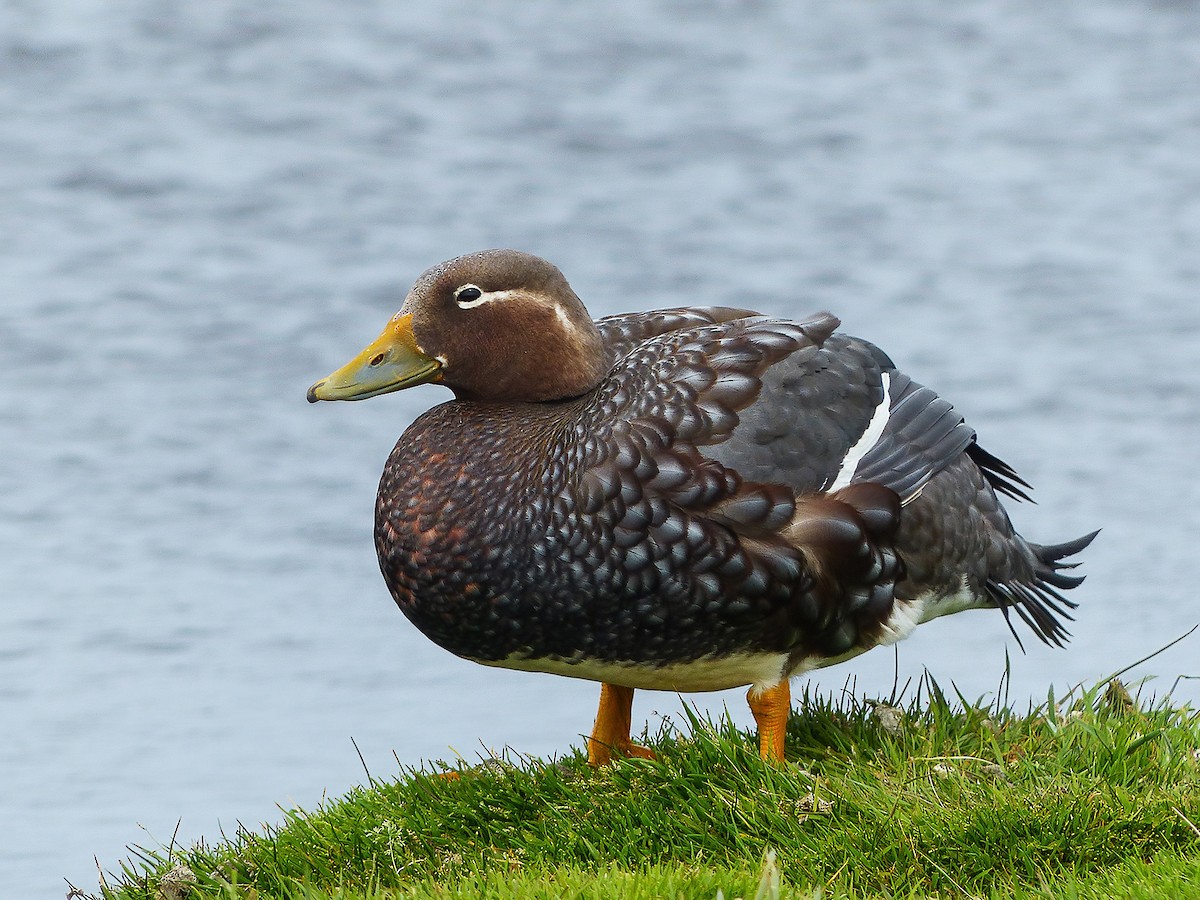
[702,332,976,504]
[574,310,843,537]
[558,311,906,662]
[594,306,763,369]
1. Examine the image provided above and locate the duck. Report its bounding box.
[308,249,1097,766]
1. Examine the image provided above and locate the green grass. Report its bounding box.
[90,676,1200,900]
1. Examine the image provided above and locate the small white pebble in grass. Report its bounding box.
[932,763,956,779]
[870,702,905,736]
[155,863,198,900]
[797,792,833,815]
[781,792,834,818]
[467,756,517,776]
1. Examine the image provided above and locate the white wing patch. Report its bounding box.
[828,371,892,492]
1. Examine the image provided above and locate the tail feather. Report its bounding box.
[988,529,1100,650]
[1035,531,1101,566]
[967,442,1035,503]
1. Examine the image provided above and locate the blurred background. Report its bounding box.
[2,1,1198,895]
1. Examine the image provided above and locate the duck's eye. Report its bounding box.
[455,286,483,305]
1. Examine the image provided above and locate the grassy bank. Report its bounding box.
[91,676,1200,900]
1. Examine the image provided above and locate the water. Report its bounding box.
[3,1,1199,895]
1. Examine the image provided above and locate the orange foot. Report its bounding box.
[587,683,658,766]
[747,680,791,763]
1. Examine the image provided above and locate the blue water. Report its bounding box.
[3,1,1199,895]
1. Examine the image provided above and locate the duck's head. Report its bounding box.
[308,250,607,404]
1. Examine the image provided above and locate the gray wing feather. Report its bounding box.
[851,372,976,502]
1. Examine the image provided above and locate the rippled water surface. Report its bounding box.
[3,1,1200,895]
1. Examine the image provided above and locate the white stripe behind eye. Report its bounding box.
[456,288,516,309]
[456,288,580,335]
[553,304,579,335]
[828,371,892,492]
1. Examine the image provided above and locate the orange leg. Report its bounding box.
[587,683,656,766]
[747,680,791,763]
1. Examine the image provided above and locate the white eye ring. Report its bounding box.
[454,284,485,307]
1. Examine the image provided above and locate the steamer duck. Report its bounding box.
[308,250,1096,764]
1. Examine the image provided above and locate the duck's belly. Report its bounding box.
[476,646,879,692]
[467,593,928,693]
[476,650,792,692]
